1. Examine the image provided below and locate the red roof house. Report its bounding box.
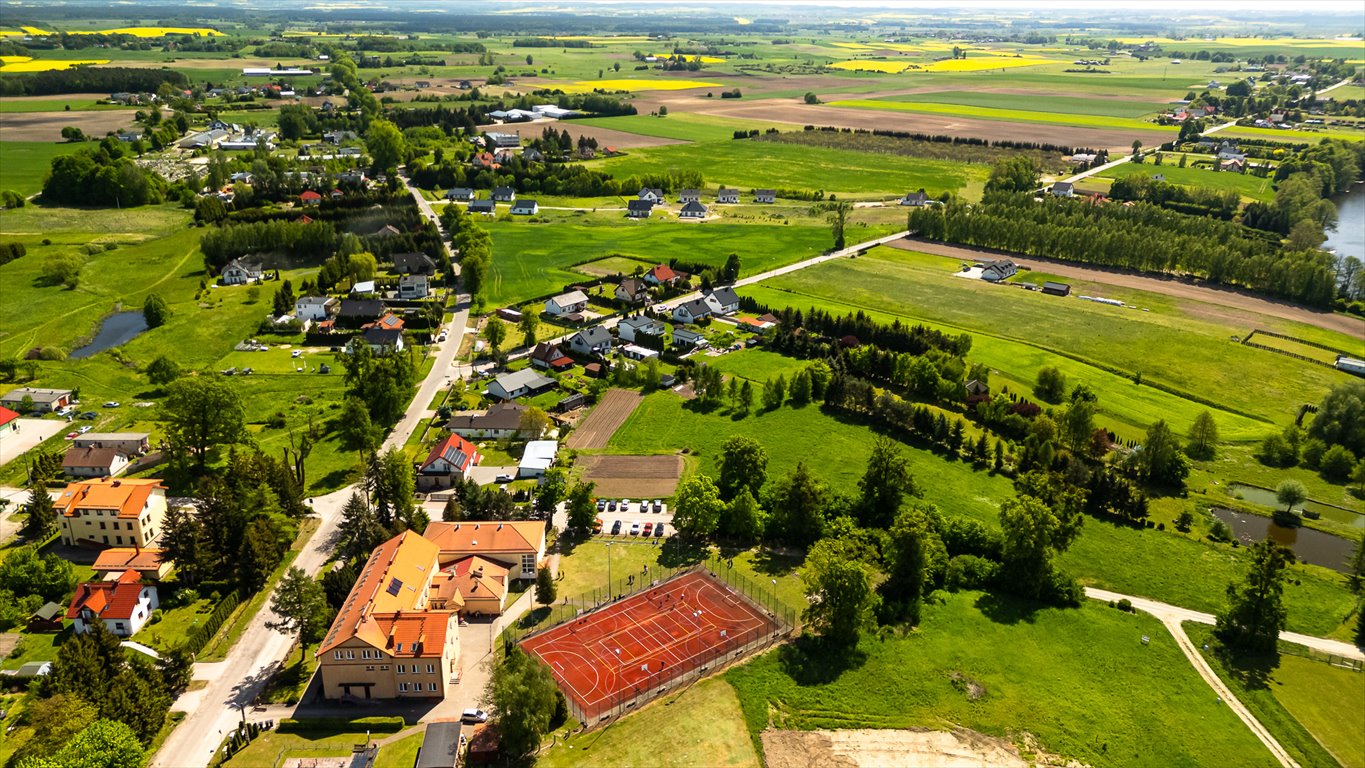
[0,405,19,435]
[300,190,323,205]
[417,434,480,491]
[529,342,573,371]
[644,264,681,286]
[66,569,159,637]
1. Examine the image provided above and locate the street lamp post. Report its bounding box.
[605,542,613,600]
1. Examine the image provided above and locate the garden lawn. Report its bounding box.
[706,348,815,384]
[589,139,984,198]
[138,594,218,653]
[1099,161,1278,202]
[537,677,759,768]
[0,142,84,196]
[553,539,664,599]
[726,592,1277,768]
[827,98,1178,134]
[374,731,424,768]
[482,218,831,307]
[221,729,374,767]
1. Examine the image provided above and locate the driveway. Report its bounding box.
[0,418,66,466]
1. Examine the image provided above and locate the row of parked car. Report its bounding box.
[594,518,667,538]
[596,498,669,515]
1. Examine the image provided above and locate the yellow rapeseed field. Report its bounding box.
[557,79,724,93]
[920,57,1051,72]
[68,26,222,37]
[0,58,109,71]
[829,60,911,73]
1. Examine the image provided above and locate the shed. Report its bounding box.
[417,721,463,768]
[28,602,65,632]
[518,440,559,478]
[1041,281,1072,296]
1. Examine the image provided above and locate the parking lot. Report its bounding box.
[595,499,672,539]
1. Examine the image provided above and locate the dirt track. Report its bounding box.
[890,239,1365,339]
[565,388,642,449]
[576,454,682,498]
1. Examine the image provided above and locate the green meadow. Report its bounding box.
[0,99,134,113]
[881,90,1166,119]
[1099,161,1278,202]
[0,141,82,196]
[571,112,780,143]
[589,139,986,198]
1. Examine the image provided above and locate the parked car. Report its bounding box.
[79,411,98,420]
[77,426,92,434]
[610,519,623,535]
[607,500,618,512]
[642,522,654,536]
[654,523,665,538]
[629,522,641,536]
[494,474,514,483]
[621,498,632,512]
[291,350,302,358]
[102,401,120,408]
[461,709,489,724]
[596,499,606,512]
[593,518,603,534]
[64,432,79,440]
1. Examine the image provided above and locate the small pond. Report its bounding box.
[1211,508,1355,573]
[1226,482,1364,530]
[69,311,149,359]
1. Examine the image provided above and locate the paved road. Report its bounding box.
[151,181,475,768]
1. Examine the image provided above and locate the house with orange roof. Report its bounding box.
[67,569,159,637]
[421,521,546,580]
[433,556,509,616]
[56,478,167,550]
[92,547,171,581]
[0,405,20,442]
[316,531,460,700]
[417,434,480,491]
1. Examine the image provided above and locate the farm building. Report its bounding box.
[1335,356,1365,377]
[1042,281,1072,296]
[518,441,559,479]
[1,387,73,414]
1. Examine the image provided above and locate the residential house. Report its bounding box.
[492,186,517,203]
[523,148,544,162]
[417,434,480,491]
[220,258,263,285]
[469,199,496,215]
[627,200,654,219]
[324,130,359,144]
[446,187,474,202]
[518,441,559,480]
[338,299,387,324]
[295,296,339,322]
[755,189,776,204]
[316,531,460,700]
[1,387,73,414]
[339,169,368,187]
[529,343,574,371]
[900,189,930,206]
[1068,153,1098,166]
[67,570,158,637]
[392,253,438,276]
[678,189,701,203]
[702,287,740,316]
[486,369,556,401]
[544,290,589,317]
[352,280,377,296]
[92,548,171,581]
[471,152,500,170]
[735,316,774,334]
[414,80,432,89]
[372,224,402,239]
[672,327,707,350]
[615,277,650,305]
[672,298,712,324]
[510,200,538,216]
[638,187,665,203]
[618,314,667,344]
[620,344,658,361]
[980,259,1018,282]
[446,402,531,439]
[300,190,323,205]
[644,264,682,287]
[358,327,405,355]
[568,326,613,357]
[56,478,167,549]
[422,520,547,579]
[716,188,739,204]
[679,200,708,219]
[1042,281,1072,296]
[62,446,131,479]
[0,406,20,441]
[1221,158,1247,173]
[399,275,430,300]
[1216,141,1244,160]
[1048,182,1075,197]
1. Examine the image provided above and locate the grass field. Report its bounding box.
[557,79,724,93]
[591,140,985,198]
[828,98,1178,134]
[571,113,779,143]
[572,255,654,277]
[538,677,759,768]
[726,592,1277,767]
[1217,125,1365,143]
[704,348,811,384]
[1099,161,1277,202]
[481,217,833,307]
[1242,333,1346,366]
[883,90,1165,119]
[374,731,424,768]
[0,98,133,113]
[0,141,82,196]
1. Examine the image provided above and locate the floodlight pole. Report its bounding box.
[605,541,613,599]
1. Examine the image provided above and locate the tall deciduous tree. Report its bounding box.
[801,537,878,648]
[718,436,767,501]
[672,475,725,538]
[144,354,181,387]
[1214,539,1291,653]
[486,647,560,758]
[364,119,407,173]
[857,436,919,529]
[142,293,171,328]
[881,505,932,625]
[998,494,1082,604]
[721,489,763,543]
[483,317,507,356]
[566,480,596,531]
[1187,410,1220,460]
[763,463,827,547]
[267,567,331,647]
[162,377,246,472]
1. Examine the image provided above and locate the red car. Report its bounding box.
[642,522,654,536]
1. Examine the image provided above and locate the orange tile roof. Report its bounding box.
[448,556,508,603]
[67,570,146,621]
[57,478,163,519]
[317,531,442,655]
[422,521,543,558]
[92,548,165,572]
[371,612,453,658]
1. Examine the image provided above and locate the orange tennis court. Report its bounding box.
[519,570,783,724]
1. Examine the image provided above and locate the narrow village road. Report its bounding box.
[151,182,473,768]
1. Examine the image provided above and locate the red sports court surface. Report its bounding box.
[519,570,779,722]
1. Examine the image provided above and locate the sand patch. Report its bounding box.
[762,728,1084,768]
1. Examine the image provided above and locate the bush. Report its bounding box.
[944,555,1000,591]
[1117,598,1134,612]
[1208,519,1232,542]
[1319,445,1357,482]
[151,609,164,624]
[276,716,406,734]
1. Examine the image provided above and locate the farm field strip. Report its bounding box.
[827,98,1177,132]
[881,89,1167,118]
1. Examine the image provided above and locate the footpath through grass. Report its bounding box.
[725,592,1277,767]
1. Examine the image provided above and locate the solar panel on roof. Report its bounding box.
[386,577,403,596]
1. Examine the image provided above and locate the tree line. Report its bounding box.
[0,66,189,97]
[41,136,169,208]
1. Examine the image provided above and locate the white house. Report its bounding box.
[568,326,613,357]
[62,446,131,479]
[417,434,480,491]
[544,290,589,317]
[1049,182,1075,197]
[220,258,263,285]
[72,433,150,455]
[672,298,712,324]
[755,189,776,204]
[510,200,539,216]
[679,201,708,219]
[618,314,667,344]
[487,369,556,401]
[67,570,158,638]
[638,187,665,203]
[295,296,339,322]
[615,277,649,305]
[717,188,739,204]
[446,402,531,439]
[518,440,559,479]
[980,259,1018,282]
[673,327,708,349]
[702,287,740,316]
[399,274,430,300]
[678,189,701,204]
[900,189,930,206]
[627,200,654,218]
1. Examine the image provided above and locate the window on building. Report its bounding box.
[99,522,106,530]
[426,664,434,673]
[395,642,403,652]
[365,665,375,672]
[380,665,389,671]
[399,683,408,692]
[429,683,437,692]
[115,536,123,545]
[397,665,405,674]
[334,651,344,660]
[346,650,355,659]
[115,622,125,632]
[522,553,535,572]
